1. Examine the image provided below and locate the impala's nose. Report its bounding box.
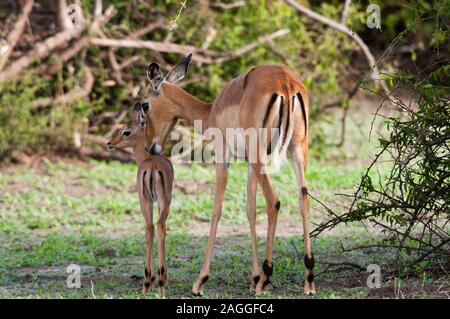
[147,143,162,155]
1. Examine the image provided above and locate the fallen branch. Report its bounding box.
[0,4,115,83]
[0,0,35,71]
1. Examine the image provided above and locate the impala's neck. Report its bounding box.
[163,84,212,133]
[133,136,152,165]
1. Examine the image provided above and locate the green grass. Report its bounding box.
[0,106,447,299]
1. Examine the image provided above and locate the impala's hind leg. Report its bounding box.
[139,190,155,294]
[155,172,170,296]
[292,145,315,295]
[251,162,280,295]
[247,165,260,289]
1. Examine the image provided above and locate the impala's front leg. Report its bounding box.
[247,165,260,289]
[252,163,280,295]
[192,162,229,296]
[139,192,156,294]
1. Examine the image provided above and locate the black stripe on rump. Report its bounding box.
[262,93,278,128]
[292,95,296,113]
[142,170,147,196]
[296,93,307,135]
[158,170,165,190]
[268,96,284,154]
[283,95,290,148]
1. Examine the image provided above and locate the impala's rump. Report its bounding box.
[216,65,308,169]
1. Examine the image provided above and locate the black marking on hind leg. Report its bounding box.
[307,273,314,283]
[158,280,164,287]
[262,279,271,289]
[301,187,308,196]
[150,276,156,282]
[144,267,150,277]
[262,259,273,277]
[144,282,151,288]
[275,200,281,211]
[200,275,209,285]
[304,254,315,270]
[252,275,260,286]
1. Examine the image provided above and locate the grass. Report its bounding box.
[0,102,447,299]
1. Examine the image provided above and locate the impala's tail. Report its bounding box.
[263,90,298,171]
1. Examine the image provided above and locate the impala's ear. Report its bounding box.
[133,102,142,112]
[165,53,192,84]
[133,102,147,128]
[147,62,164,91]
[141,102,150,113]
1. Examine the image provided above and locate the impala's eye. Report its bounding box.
[122,130,131,137]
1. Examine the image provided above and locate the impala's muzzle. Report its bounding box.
[147,143,162,155]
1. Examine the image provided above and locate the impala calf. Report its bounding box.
[107,103,174,295]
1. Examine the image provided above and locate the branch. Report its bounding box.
[285,0,389,94]
[0,0,34,71]
[89,37,215,64]
[341,0,352,24]
[213,28,290,64]
[210,1,246,10]
[0,5,115,84]
[31,66,94,109]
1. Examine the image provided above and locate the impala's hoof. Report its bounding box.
[249,275,260,291]
[255,276,271,296]
[191,290,203,297]
[192,275,208,297]
[304,280,316,296]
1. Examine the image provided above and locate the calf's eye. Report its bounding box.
[122,131,131,137]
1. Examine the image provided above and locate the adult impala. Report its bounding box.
[143,54,314,296]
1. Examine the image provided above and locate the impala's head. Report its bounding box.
[106,102,149,151]
[144,53,192,154]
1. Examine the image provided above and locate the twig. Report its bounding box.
[210,1,246,10]
[169,0,187,31]
[340,0,352,24]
